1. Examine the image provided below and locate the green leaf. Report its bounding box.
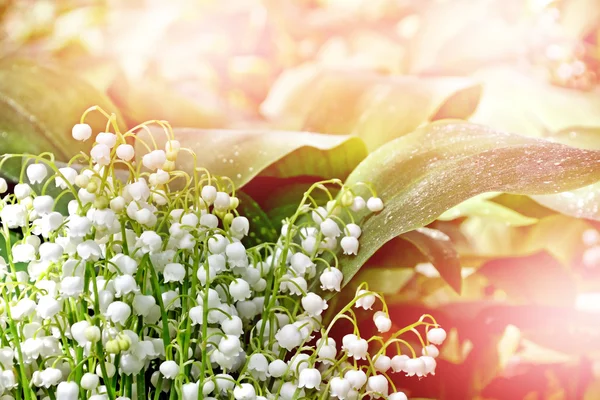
[262,66,481,150]
[236,191,278,246]
[400,228,462,294]
[136,128,367,188]
[108,72,226,130]
[338,121,600,287]
[438,192,539,226]
[532,127,600,219]
[0,59,124,180]
[469,68,600,138]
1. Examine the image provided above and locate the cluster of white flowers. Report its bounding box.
[0,108,446,400]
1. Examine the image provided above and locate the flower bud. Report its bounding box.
[116,144,135,161]
[96,132,117,148]
[367,196,384,212]
[81,373,99,390]
[72,123,92,141]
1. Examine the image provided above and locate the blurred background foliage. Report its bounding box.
[1,0,600,398]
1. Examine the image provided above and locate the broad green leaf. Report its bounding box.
[532,127,600,219]
[262,66,481,150]
[236,191,278,246]
[338,121,600,287]
[469,68,600,138]
[458,214,591,267]
[136,128,367,188]
[108,72,226,130]
[438,192,538,226]
[0,59,123,180]
[400,228,462,294]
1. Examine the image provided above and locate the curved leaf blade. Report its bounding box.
[262,66,481,150]
[0,59,123,179]
[438,193,539,226]
[400,228,462,294]
[339,121,600,286]
[136,128,367,188]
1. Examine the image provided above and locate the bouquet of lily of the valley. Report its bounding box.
[0,107,445,400]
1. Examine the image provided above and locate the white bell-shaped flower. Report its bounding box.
[427,327,447,345]
[275,324,303,351]
[374,355,391,373]
[320,268,343,291]
[132,294,156,317]
[36,295,61,320]
[229,279,251,301]
[267,359,287,378]
[342,334,368,360]
[201,185,217,204]
[90,144,111,165]
[230,216,249,238]
[391,354,410,373]
[420,355,437,376]
[136,231,162,254]
[373,311,392,333]
[12,243,36,263]
[114,275,138,297]
[105,301,131,325]
[298,368,321,389]
[142,150,166,171]
[0,204,27,228]
[14,183,31,199]
[233,383,256,400]
[340,236,359,255]
[56,381,79,400]
[301,292,328,316]
[77,240,102,261]
[182,382,199,400]
[159,360,179,379]
[214,192,231,210]
[320,218,341,238]
[329,377,351,399]
[355,289,376,310]
[164,263,186,283]
[404,357,426,377]
[389,392,409,400]
[247,353,268,381]
[27,163,48,184]
[55,167,77,189]
[81,373,99,390]
[422,344,440,358]
[344,369,367,390]
[366,374,389,398]
[96,132,117,148]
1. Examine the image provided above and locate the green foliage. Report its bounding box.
[0,59,123,179]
